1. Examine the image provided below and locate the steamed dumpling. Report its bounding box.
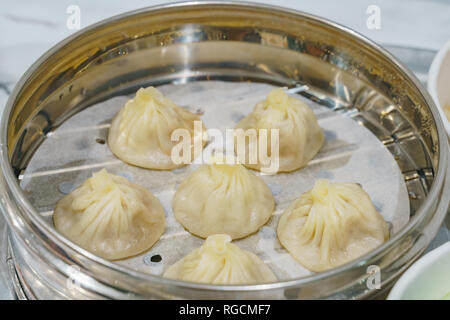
[235,88,324,172]
[172,156,274,239]
[163,234,277,284]
[53,169,165,260]
[277,179,389,272]
[108,86,207,170]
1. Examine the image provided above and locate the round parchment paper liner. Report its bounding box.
[20,81,410,280]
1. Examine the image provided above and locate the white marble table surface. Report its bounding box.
[0,0,449,299]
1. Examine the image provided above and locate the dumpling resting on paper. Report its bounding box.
[172,155,274,239]
[108,86,207,170]
[163,234,277,284]
[53,169,165,260]
[277,179,389,272]
[234,88,324,173]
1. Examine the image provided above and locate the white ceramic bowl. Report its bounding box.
[428,40,450,137]
[388,241,450,300]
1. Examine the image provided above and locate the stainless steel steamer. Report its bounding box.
[0,1,448,299]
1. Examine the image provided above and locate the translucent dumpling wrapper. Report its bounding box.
[234,88,324,173]
[163,234,277,284]
[53,169,165,260]
[277,179,389,272]
[172,155,275,239]
[108,86,207,170]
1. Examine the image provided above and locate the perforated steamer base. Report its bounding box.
[18,81,410,281]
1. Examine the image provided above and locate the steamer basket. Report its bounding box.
[0,1,448,299]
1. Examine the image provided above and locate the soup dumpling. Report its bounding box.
[277,179,389,272]
[108,86,207,170]
[53,169,165,260]
[163,234,277,284]
[235,88,324,172]
[172,155,274,239]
